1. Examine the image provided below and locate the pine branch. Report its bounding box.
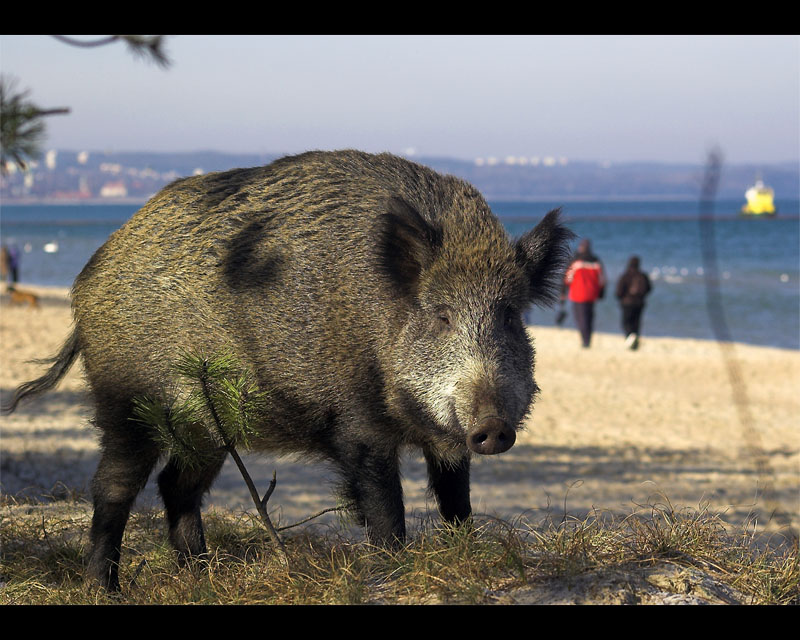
[1,36,170,173]
[50,35,171,68]
[181,352,288,567]
[50,35,119,48]
[0,75,69,174]
[132,395,219,472]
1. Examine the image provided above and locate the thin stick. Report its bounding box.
[277,502,356,532]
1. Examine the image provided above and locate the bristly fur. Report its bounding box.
[3,150,573,591]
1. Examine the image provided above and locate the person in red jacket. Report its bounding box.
[563,238,606,348]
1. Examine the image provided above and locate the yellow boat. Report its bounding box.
[740,179,776,216]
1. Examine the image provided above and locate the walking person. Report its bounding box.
[615,255,652,350]
[0,244,19,287]
[563,239,606,348]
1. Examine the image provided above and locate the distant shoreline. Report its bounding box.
[1,197,149,206]
[5,197,798,223]
[0,194,750,205]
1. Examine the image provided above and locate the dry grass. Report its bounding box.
[1,492,797,605]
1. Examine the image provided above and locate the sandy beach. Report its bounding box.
[1,284,798,544]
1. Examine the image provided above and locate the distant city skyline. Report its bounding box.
[1,35,798,165]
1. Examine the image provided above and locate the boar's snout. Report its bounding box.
[467,416,516,455]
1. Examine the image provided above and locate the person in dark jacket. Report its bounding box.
[615,255,652,350]
[563,239,606,348]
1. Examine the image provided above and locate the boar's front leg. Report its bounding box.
[424,451,472,525]
[338,443,406,545]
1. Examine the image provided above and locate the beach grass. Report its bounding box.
[1,492,796,605]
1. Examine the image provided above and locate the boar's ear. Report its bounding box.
[515,208,575,306]
[378,197,443,298]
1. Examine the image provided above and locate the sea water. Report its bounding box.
[1,199,798,350]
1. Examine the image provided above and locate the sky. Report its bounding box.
[1,34,798,165]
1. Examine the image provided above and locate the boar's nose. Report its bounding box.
[468,416,516,455]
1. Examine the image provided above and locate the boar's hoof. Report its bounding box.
[468,417,516,455]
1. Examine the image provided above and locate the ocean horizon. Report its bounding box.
[2,199,798,350]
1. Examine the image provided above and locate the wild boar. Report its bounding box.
[4,150,572,590]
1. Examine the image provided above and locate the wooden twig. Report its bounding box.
[277,502,356,532]
[261,471,277,511]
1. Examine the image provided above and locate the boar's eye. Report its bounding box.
[434,305,454,334]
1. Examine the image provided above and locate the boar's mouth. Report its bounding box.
[392,388,469,457]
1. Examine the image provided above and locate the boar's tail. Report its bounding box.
[1,330,82,415]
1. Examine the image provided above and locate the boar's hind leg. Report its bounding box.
[424,451,472,525]
[157,450,227,561]
[86,418,160,592]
